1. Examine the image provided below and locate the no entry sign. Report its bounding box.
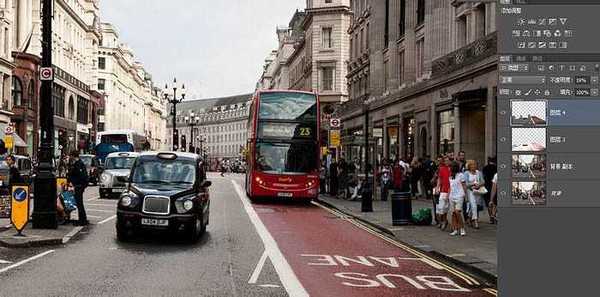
[40,67,54,81]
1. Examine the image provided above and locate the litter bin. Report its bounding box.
[391,191,412,225]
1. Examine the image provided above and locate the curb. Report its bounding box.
[0,226,86,248]
[316,197,497,285]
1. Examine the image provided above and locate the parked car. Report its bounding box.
[99,152,139,198]
[116,152,211,242]
[80,154,100,185]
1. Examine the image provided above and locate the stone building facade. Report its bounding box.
[340,0,497,168]
[8,0,104,156]
[166,93,252,164]
[97,22,167,150]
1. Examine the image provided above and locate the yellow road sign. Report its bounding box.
[11,185,30,234]
[57,177,68,192]
[329,130,341,147]
[4,135,13,150]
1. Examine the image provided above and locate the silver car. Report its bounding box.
[99,152,139,198]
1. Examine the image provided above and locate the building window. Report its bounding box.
[384,0,390,48]
[456,14,468,48]
[77,96,89,124]
[416,38,425,78]
[321,67,334,91]
[399,0,406,37]
[438,110,455,154]
[474,4,486,38]
[53,84,66,117]
[360,28,364,52]
[398,50,405,85]
[98,57,106,69]
[417,0,425,25]
[12,77,22,107]
[27,80,35,108]
[366,23,369,50]
[98,78,106,90]
[325,0,332,3]
[68,96,75,120]
[383,60,389,92]
[322,27,333,48]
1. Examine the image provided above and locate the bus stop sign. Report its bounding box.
[11,185,30,235]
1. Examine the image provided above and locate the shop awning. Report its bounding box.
[12,133,28,147]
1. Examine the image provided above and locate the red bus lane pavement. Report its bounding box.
[233,182,496,297]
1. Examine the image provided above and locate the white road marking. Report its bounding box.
[98,215,117,225]
[0,250,55,274]
[0,259,12,264]
[86,203,116,207]
[86,196,100,201]
[62,226,84,244]
[232,180,308,297]
[87,215,103,219]
[87,209,115,213]
[248,250,269,284]
[258,284,281,288]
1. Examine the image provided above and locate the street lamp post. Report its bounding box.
[33,0,57,229]
[185,113,199,153]
[165,78,185,151]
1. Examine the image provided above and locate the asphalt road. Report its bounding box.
[0,173,496,297]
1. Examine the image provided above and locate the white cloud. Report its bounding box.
[101,0,305,98]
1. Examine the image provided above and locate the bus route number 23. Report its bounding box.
[299,127,312,137]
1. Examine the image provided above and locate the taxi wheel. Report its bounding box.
[116,224,132,242]
[187,216,205,243]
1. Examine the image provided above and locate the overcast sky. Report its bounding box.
[101,0,305,99]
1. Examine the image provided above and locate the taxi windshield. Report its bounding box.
[105,157,136,169]
[130,157,196,185]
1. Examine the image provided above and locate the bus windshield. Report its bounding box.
[255,142,318,174]
[101,134,128,144]
[259,92,317,121]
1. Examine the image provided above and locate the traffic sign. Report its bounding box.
[330,118,341,128]
[4,125,14,135]
[329,130,341,147]
[4,135,13,150]
[11,185,30,235]
[40,67,54,81]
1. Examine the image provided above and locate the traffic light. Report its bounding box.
[58,130,67,146]
[181,135,187,152]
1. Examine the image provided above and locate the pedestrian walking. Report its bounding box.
[449,162,467,236]
[319,164,327,194]
[464,160,487,229]
[410,157,422,198]
[422,156,435,201]
[379,160,392,201]
[435,156,451,230]
[67,150,89,226]
[6,155,24,186]
[489,173,498,224]
[338,158,348,199]
[329,160,338,196]
[482,157,497,223]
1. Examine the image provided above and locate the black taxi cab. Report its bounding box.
[115,152,211,242]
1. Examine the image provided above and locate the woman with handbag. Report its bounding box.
[464,160,487,229]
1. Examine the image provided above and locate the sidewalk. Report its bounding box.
[319,193,497,280]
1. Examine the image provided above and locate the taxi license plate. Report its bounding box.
[141,218,169,226]
[277,192,293,197]
[112,188,124,193]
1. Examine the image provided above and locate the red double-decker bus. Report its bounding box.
[245,90,320,201]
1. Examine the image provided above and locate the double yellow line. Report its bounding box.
[313,201,498,296]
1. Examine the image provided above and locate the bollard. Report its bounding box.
[361,178,373,212]
[391,191,412,225]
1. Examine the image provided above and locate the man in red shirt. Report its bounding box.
[436,156,451,230]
